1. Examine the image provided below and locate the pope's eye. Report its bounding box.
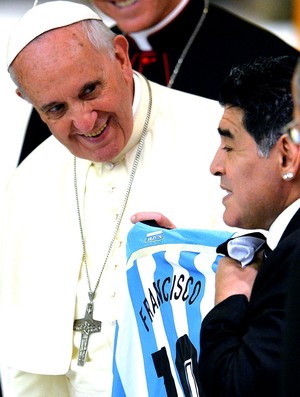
[81,84,98,98]
[48,104,65,113]
[42,103,66,120]
[85,85,96,94]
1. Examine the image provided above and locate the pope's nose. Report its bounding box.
[72,106,98,133]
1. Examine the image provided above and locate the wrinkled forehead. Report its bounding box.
[7,0,102,69]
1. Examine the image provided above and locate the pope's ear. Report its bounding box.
[113,35,132,80]
[279,134,300,176]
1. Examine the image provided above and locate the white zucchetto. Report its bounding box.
[6,1,102,69]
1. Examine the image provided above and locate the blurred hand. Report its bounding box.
[130,211,176,229]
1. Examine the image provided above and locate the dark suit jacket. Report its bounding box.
[280,224,300,396]
[198,208,300,397]
[19,0,299,163]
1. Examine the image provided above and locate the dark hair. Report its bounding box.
[219,56,296,157]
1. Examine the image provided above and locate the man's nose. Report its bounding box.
[210,149,224,176]
[71,104,98,132]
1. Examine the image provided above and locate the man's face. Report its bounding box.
[13,24,134,163]
[210,107,286,230]
[93,0,182,32]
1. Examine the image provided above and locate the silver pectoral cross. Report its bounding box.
[73,302,101,366]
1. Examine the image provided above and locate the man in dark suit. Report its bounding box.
[20,0,299,163]
[279,58,300,397]
[198,56,300,397]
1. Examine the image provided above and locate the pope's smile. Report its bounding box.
[83,122,107,138]
[110,0,138,8]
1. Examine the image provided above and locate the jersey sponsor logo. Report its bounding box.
[145,229,164,243]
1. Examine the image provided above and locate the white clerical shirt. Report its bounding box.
[0,73,228,396]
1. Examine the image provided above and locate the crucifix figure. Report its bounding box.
[73,301,101,366]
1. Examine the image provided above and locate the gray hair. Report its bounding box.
[81,19,116,58]
[8,19,116,101]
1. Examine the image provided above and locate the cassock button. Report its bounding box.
[104,162,114,171]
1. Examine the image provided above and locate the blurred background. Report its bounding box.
[1,0,300,202]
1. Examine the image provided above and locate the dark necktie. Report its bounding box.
[263,243,273,259]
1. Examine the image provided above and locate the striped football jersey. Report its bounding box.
[112,222,233,396]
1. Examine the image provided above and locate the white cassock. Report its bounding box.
[0,72,231,396]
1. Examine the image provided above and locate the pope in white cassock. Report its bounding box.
[0,1,229,396]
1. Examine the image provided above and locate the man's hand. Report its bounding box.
[130,212,176,229]
[215,251,263,304]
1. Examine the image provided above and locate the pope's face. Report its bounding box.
[93,0,182,32]
[13,24,134,163]
[210,107,286,230]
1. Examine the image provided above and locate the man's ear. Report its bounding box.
[279,134,300,178]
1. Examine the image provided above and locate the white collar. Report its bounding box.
[267,198,300,250]
[132,71,141,117]
[128,0,190,51]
